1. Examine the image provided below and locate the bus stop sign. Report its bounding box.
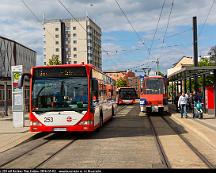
[11,65,24,127]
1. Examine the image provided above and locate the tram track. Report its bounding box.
[0,106,128,169]
[0,133,78,169]
[0,133,52,167]
[161,116,215,168]
[148,117,171,168]
[0,105,129,169]
[116,105,128,113]
[34,137,77,169]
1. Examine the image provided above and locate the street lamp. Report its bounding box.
[85,3,94,18]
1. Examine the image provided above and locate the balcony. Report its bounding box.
[87,29,92,33]
[88,43,92,47]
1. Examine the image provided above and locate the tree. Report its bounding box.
[48,55,61,65]
[116,77,127,88]
[185,58,214,91]
[158,71,165,77]
[198,58,214,87]
[208,45,216,65]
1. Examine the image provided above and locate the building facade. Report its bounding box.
[104,70,127,81]
[104,70,141,96]
[43,17,102,69]
[167,56,193,77]
[0,36,36,116]
[127,76,141,96]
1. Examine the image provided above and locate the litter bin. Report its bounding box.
[140,98,147,112]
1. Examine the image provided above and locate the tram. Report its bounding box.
[140,76,168,113]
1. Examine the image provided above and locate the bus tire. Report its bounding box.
[96,112,103,132]
[100,111,103,128]
[112,106,115,117]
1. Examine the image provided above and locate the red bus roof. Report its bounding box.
[118,87,135,89]
[32,63,93,69]
[144,76,164,79]
[31,63,115,81]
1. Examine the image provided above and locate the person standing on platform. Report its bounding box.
[178,92,188,118]
[174,93,180,112]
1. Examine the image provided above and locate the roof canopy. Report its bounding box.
[168,66,216,81]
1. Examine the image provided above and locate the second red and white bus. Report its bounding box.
[19,64,117,132]
[140,76,168,113]
[116,87,138,105]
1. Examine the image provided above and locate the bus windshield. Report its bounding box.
[32,77,88,112]
[145,78,165,94]
[119,88,137,100]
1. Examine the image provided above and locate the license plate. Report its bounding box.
[152,106,158,112]
[53,128,67,132]
[124,100,131,104]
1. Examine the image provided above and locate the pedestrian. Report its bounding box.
[187,93,193,111]
[174,93,180,112]
[192,91,202,103]
[192,91,203,118]
[178,92,188,118]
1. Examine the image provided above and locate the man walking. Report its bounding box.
[178,92,188,118]
[174,93,180,112]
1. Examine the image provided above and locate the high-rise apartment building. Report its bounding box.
[43,17,102,69]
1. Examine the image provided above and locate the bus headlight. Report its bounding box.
[79,120,93,125]
[30,121,42,126]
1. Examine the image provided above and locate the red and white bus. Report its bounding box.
[19,64,117,132]
[140,76,168,113]
[116,87,138,105]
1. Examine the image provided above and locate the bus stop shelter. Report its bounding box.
[168,66,216,117]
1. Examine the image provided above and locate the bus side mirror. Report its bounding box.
[18,73,32,89]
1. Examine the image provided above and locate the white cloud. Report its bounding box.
[0,0,215,69]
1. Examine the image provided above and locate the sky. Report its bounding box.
[0,0,216,75]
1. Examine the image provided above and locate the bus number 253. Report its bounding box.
[44,117,53,122]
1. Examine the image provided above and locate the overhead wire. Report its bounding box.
[199,0,216,37]
[57,0,125,69]
[149,0,166,55]
[57,0,110,54]
[154,0,175,73]
[146,0,175,73]
[123,0,170,71]
[22,0,42,24]
[114,0,150,56]
[21,0,58,60]
[162,0,175,44]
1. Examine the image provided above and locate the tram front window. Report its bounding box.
[145,79,165,94]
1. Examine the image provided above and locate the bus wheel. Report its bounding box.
[100,113,103,128]
[112,106,115,117]
[96,113,103,132]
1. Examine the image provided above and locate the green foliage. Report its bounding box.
[198,58,214,86]
[208,45,216,63]
[116,77,127,88]
[157,71,165,77]
[48,55,61,65]
[198,58,214,67]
